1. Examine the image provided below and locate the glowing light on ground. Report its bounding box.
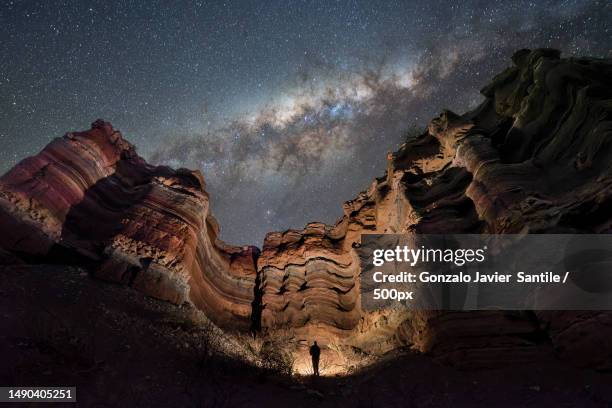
[291,346,355,377]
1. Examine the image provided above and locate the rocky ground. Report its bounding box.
[2,265,611,407]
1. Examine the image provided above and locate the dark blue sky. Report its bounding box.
[1,0,610,244]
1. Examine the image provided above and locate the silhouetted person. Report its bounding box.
[309,341,321,377]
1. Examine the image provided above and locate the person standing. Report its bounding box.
[309,341,321,377]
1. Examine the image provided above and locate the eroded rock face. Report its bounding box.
[0,120,257,330]
[258,223,361,343]
[1,49,610,368]
[258,49,612,367]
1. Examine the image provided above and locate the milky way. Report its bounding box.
[1,1,610,244]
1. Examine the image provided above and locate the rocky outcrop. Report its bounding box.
[258,49,612,367]
[0,120,257,330]
[1,49,610,368]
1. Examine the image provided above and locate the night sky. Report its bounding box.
[1,1,610,245]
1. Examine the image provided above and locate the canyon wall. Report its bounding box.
[0,120,257,331]
[0,49,610,367]
[258,49,612,366]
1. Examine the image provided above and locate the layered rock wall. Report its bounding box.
[258,49,612,366]
[0,120,257,330]
[1,49,611,367]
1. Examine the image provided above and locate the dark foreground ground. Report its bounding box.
[1,265,611,408]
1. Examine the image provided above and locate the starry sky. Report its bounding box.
[1,1,610,245]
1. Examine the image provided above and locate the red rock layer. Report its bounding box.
[0,120,257,330]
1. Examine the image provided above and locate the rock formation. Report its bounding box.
[0,120,258,331]
[258,49,612,367]
[0,49,611,368]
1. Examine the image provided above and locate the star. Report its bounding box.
[1,0,609,245]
